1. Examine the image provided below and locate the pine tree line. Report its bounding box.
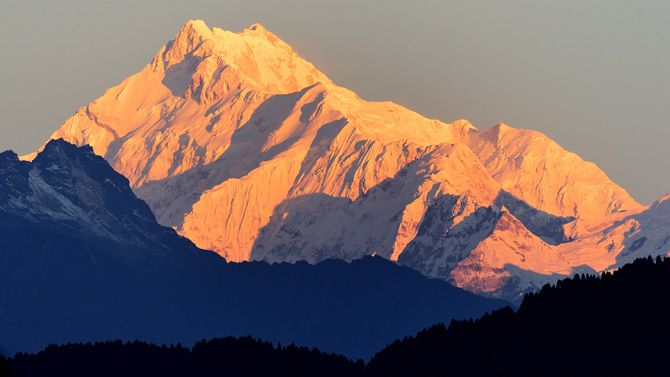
[367,255,670,376]
[2,336,365,377]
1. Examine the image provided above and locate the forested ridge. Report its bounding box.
[1,336,364,377]
[367,255,670,376]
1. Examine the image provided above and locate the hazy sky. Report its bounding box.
[1,1,669,204]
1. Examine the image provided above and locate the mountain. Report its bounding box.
[0,140,508,360]
[1,139,201,254]
[29,20,654,301]
[465,123,638,219]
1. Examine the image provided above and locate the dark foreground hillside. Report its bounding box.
[1,337,364,377]
[367,255,670,377]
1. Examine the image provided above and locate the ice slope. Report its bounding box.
[466,123,639,219]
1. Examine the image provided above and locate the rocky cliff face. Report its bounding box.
[31,20,659,301]
[2,139,196,253]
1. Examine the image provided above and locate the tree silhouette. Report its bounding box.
[5,336,364,377]
[368,256,670,376]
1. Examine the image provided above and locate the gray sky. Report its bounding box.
[1,0,669,204]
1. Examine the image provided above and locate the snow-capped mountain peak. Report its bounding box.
[28,20,659,301]
[155,20,332,97]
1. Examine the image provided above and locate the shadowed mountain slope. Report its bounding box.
[1,140,507,360]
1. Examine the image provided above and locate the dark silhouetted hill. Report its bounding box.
[367,255,670,376]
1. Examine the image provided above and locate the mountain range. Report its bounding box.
[25,20,670,302]
[0,139,506,359]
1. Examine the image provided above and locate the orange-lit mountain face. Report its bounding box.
[32,20,668,301]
